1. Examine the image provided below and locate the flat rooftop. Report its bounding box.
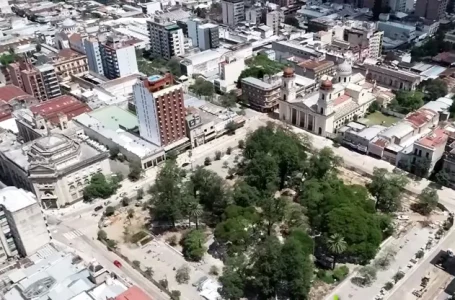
[0,187,37,212]
[88,106,138,131]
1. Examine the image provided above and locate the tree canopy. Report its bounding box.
[389,91,424,114]
[83,173,118,201]
[421,79,448,101]
[190,78,214,98]
[367,168,409,213]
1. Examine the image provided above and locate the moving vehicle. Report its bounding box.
[113,260,122,268]
[94,205,103,212]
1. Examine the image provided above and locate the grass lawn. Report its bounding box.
[363,111,400,127]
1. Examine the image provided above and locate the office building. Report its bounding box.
[197,23,220,50]
[133,74,187,147]
[0,187,50,259]
[222,0,245,26]
[266,11,281,36]
[415,0,448,20]
[187,19,219,50]
[7,61,61,102]
[187,18,204,47]
[147,17,185,60]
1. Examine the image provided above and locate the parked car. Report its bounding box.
[94,205,103,212]
[113,260,122,268]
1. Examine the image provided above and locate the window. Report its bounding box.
[426,152,429,159]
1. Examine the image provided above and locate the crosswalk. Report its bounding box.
[63,230,84,240]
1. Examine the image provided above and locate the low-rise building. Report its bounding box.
[342,124,387,153]
[54,49,89,82]
[294,59,336,80]
[15,95,92,143]
[363,60,421,91]
[74,106,166,170]
[241,75,281,112]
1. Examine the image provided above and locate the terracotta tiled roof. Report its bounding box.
[0,85,35,103]
[115,286,152,300]
[30,95,91,124]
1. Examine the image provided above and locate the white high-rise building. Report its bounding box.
[0,187,51,260]
[84,37,104,75]
[147,18,185,60]
[222,0,245,26]
[266,11,281,36]
[100,35,139,79]
[84,35,138,79]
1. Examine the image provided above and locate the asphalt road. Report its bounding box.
[386,228,455,300]
[52,220,170,300]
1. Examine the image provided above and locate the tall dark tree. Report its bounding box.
[260,195,287,236]
[149,161,186,227]
[244,153,279,192]
[249,237,282,298]
[219,256,247,300]
[367,168,409,213]
[277,237,313,299]
[306,147,342,180]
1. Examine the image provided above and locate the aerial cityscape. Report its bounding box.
[0,0,455,299]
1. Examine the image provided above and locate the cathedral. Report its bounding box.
[278,60,379,137]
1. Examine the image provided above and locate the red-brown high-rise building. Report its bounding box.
[133,74,186,147]
[7,61,61,102]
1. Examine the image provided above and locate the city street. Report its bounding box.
[386,228,455,300]
[51,220,170,300]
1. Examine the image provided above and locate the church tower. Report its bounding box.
[281,67,296,102]
[317,80,334,116]
[336,59,352,84]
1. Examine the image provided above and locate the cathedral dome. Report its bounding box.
[320,80,333,90]
[62,18,76,28]
[337,59,352,76]
[283,67,295,78]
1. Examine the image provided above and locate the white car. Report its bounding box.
[397,215,409,220]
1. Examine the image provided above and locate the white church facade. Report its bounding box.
[278,60,379,137]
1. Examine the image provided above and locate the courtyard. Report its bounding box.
[362,111,400,127]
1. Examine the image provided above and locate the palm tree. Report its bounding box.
[190,203,204,230]
[327,233,347,269]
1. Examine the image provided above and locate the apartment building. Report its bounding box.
[54,48,89,81]
[241,75,281,112]
[84,37,104,75]
[415,0,448,20]
[222,0,245,26]
[133,74,187,147]
[344,26,383,59]
[266,11,281,36]
[147,18,185,60]
[7,61,61,102]
[100,35,139,80]
[84,35,139,80]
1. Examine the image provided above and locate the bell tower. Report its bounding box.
[281,67,296,102]
[317,80,334,116]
